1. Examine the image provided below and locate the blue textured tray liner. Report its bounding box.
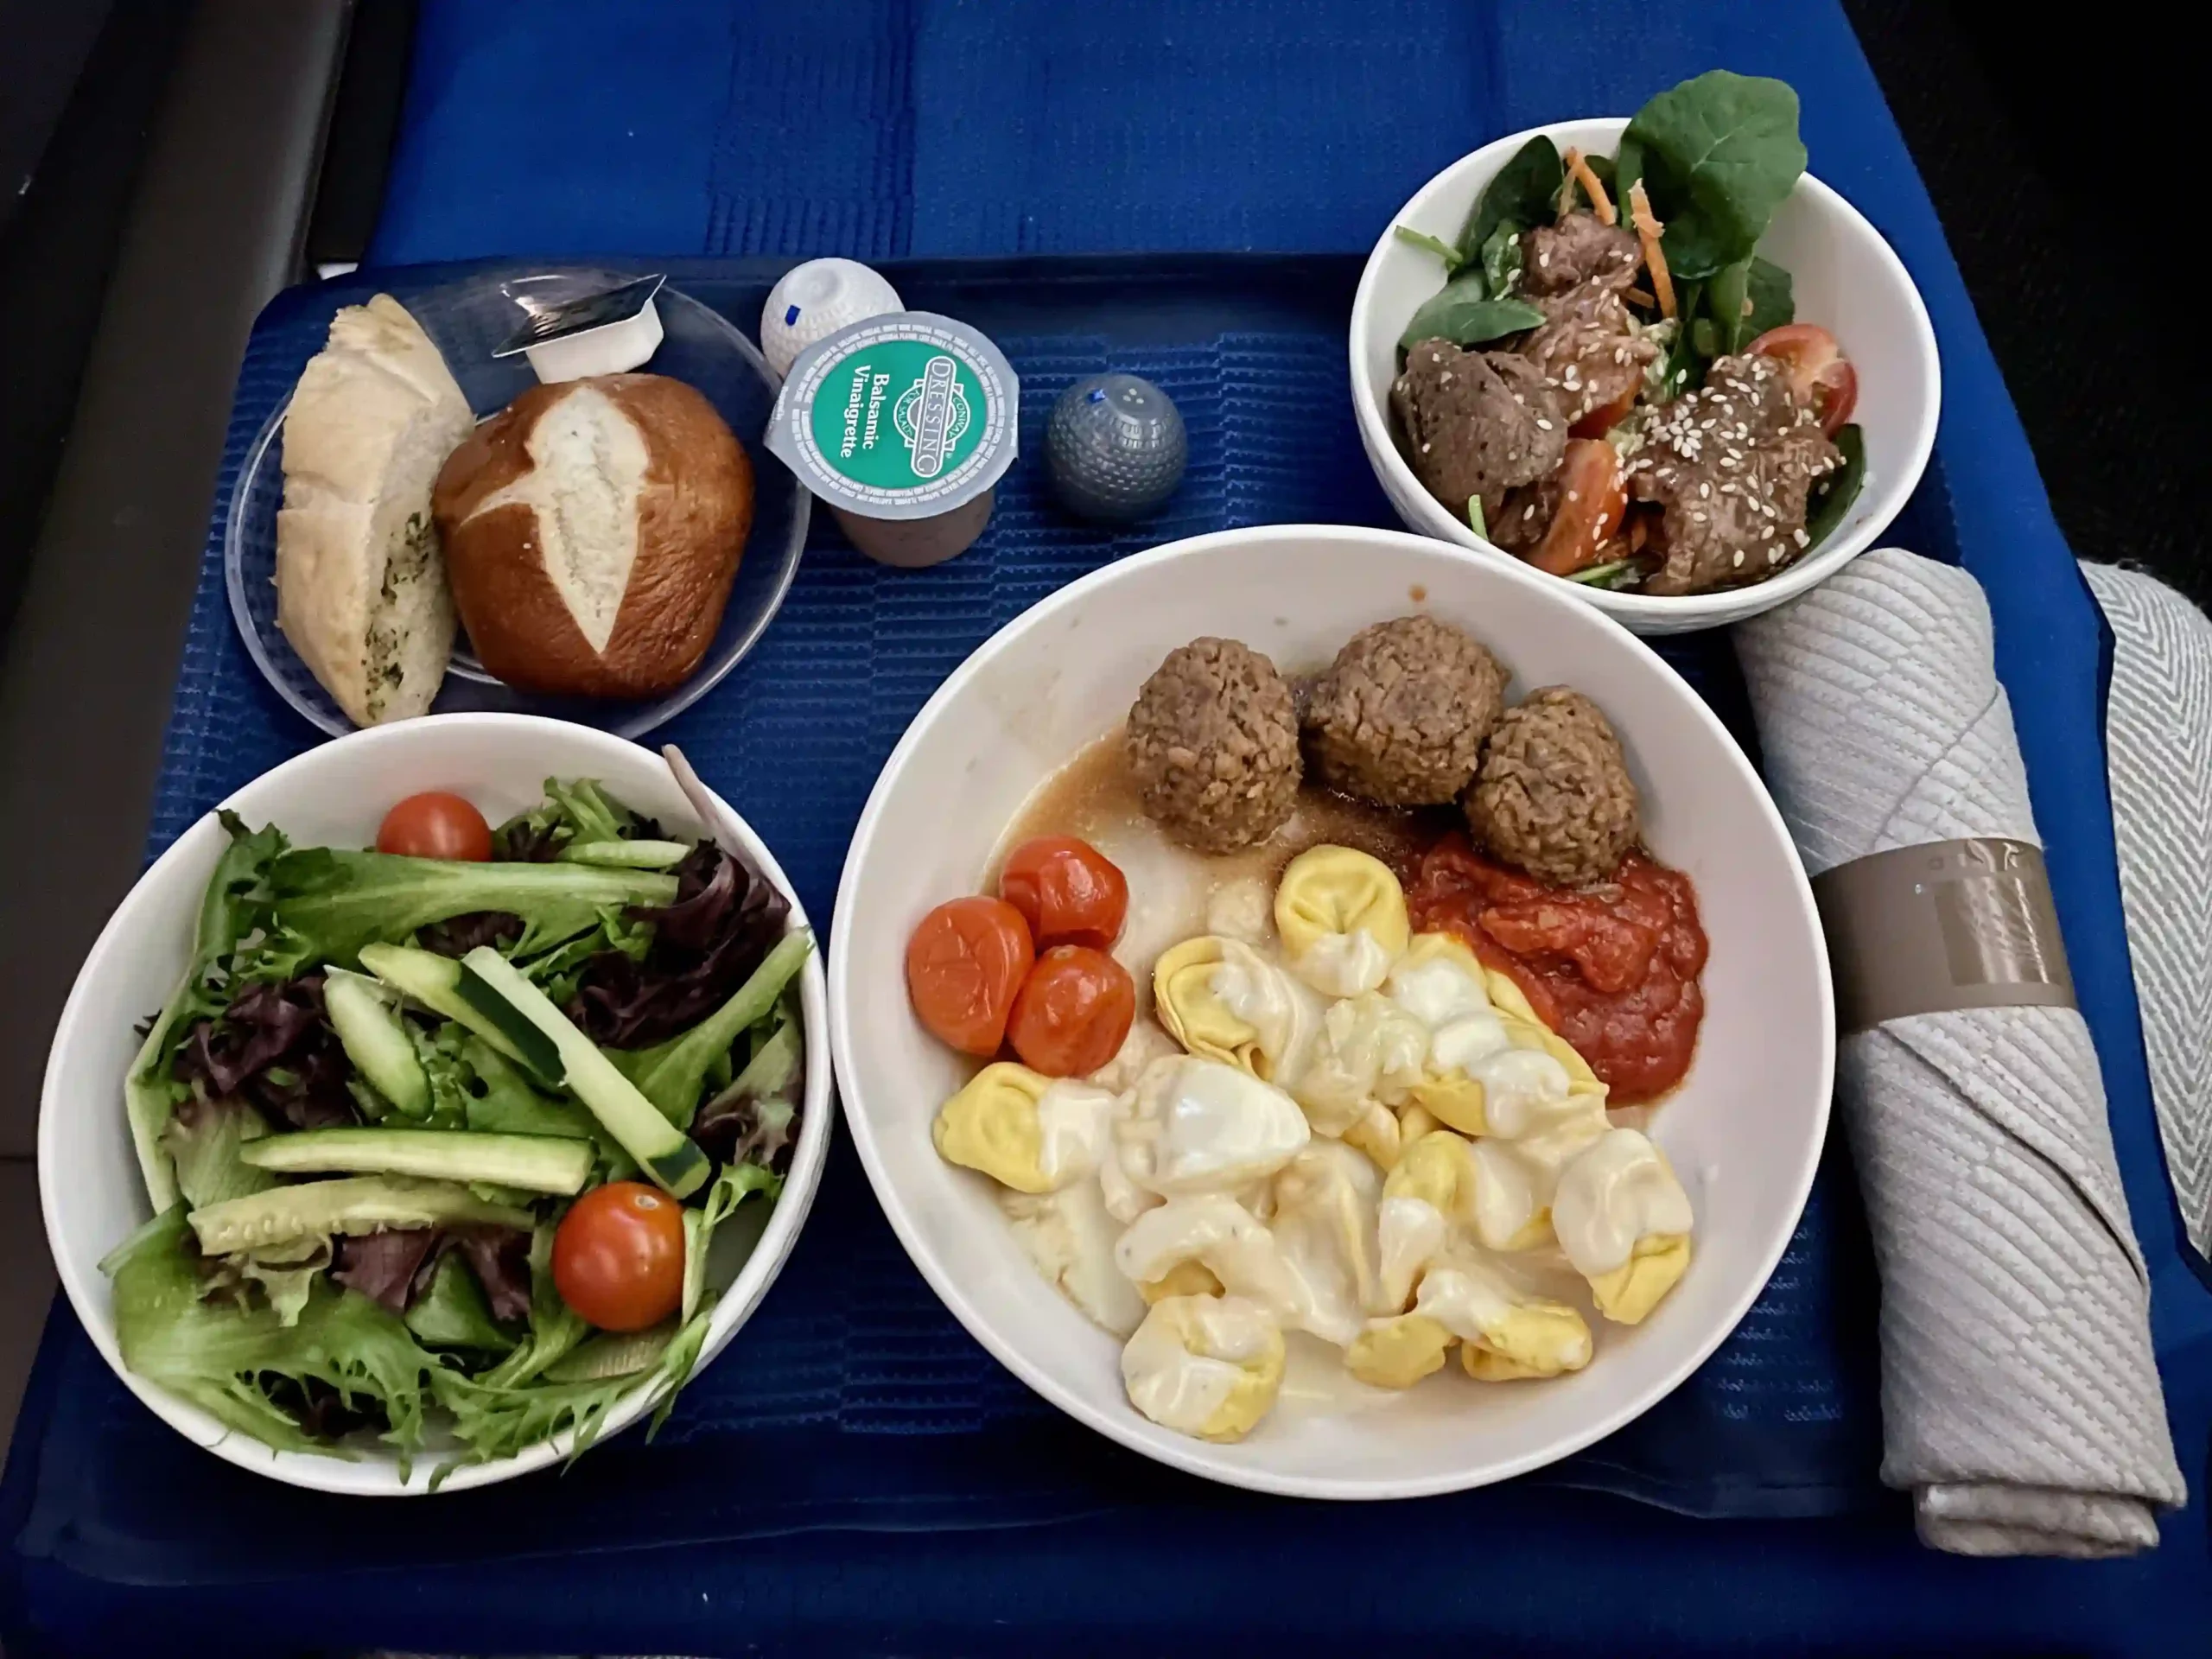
[10,257,1880,1567]
[10,0,2212,1649]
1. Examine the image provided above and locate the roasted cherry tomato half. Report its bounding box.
[552,1180,685,1332]
[906,895,1035,1056]
[1747,323,1858,436]
[376,791,493,861]
[1527,439,1630,577]
[998,836,1129,950]
[1006,944,1136,1077]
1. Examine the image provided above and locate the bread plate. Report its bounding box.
[226,269,810,740]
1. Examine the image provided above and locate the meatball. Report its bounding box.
[1465,687,1639,886]
[1391,340,1567,522]
[1125,638,1301,855]
[1304,615,1508,806]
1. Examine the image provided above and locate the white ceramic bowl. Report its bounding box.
[1351,118,1940,635]
[830,524,1834,1499]
[38,714,832,1495]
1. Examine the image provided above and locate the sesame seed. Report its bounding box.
[1732,550,1745,568]
[1421,442,1432,454]
[1536,418,1554,430]
[1567,490,1580,503]
[1440,372,1452,385]
[1793,528,1810,547]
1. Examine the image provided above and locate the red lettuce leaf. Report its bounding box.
[333,1224,532,1322]
[173,976,358,1132]
[566,844,793,1048]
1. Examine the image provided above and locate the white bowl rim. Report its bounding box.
[38,710,835,1497]
[829,522,1835,1499]
[1348,116,1942,626]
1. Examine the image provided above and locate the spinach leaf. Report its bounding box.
[1707,253,1794,356]
[1459,134,1563,263]
[1656,280,1707,399]
[1399,276,1546,351]
[1480,219,1523,297]
[1624,70,1806,281]
[1706,260,1751,356]
[1394,224,1465,273]
[1567,558,1649,591]
[1744,255,1794,339]
[1802,423,1866,552]
[1611,136,1643,205]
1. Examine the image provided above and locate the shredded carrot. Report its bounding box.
[1627,181,1675,319]
[1624,285,1656,308]
[1564,149,1616,225]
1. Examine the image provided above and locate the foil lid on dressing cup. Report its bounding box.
[765,312,1020,569]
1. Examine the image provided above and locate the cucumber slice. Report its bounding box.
[359,943,557,1086]
[557,839,691,869]
[458,948,709,1198]
[239,1128,591,1195]
[323,969,431,1117]
[188,1175,534,1256]
[543,1323,674,1382]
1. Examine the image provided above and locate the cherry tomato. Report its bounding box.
[1748,323,1858,435]
[906,896,1035,1055]
[1006,944,1136,1077]
[1527,440,1629,577]
[552,1181,684,1332]
[1568,382,1638,440]
[376,791,493,861]
[998,836,1129,950]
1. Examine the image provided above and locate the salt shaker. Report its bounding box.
[760,258,904,378]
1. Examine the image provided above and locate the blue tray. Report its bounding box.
[5,253,1886,1592]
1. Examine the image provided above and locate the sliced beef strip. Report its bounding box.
[1625,353,1842,595]
[1520,211,1643,297]
[1521,282,1657,433]
[1391,340,1567,520]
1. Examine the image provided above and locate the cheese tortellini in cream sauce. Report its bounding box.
[1274,846,1412,997]
[1121,1294,1287,1442]
[931,842,1694,1445]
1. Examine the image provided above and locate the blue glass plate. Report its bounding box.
[224,268,809,738]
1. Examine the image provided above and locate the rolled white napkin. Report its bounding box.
[2080,563,2212,1261]
[1736,547,2185,1557]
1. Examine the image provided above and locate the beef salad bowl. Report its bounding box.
[830,524,1833,1497]
[38,715,830,1494]
[1351,71,1938,633]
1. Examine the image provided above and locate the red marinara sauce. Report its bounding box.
[1405,835,1707,1104]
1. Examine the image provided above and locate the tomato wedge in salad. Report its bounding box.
[1527,439,1629,576]
[1748,323,1858,436]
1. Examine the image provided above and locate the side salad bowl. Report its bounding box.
[1351,111,1940,634]
[38,713,831,1495]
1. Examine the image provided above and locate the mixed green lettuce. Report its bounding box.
[105,777,809,1475]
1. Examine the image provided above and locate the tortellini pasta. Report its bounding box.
[1551,1128,1694,1324]
[1152,937,1321,1084]
[1267,1141,1386,1346]
[1110,1055,1310,1197]
[1383,935,1592,1137]
[1350,1253,1592,1389]
[1274,846,1411,997]
[933,1064,1114,1194]
[1288,991,1429,1136]
[1120,1294,1287,1442]
[1115,1195,1306,1317]
[935,842,1695,1446]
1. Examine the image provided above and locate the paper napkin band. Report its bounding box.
[1812,839,2076,1035]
